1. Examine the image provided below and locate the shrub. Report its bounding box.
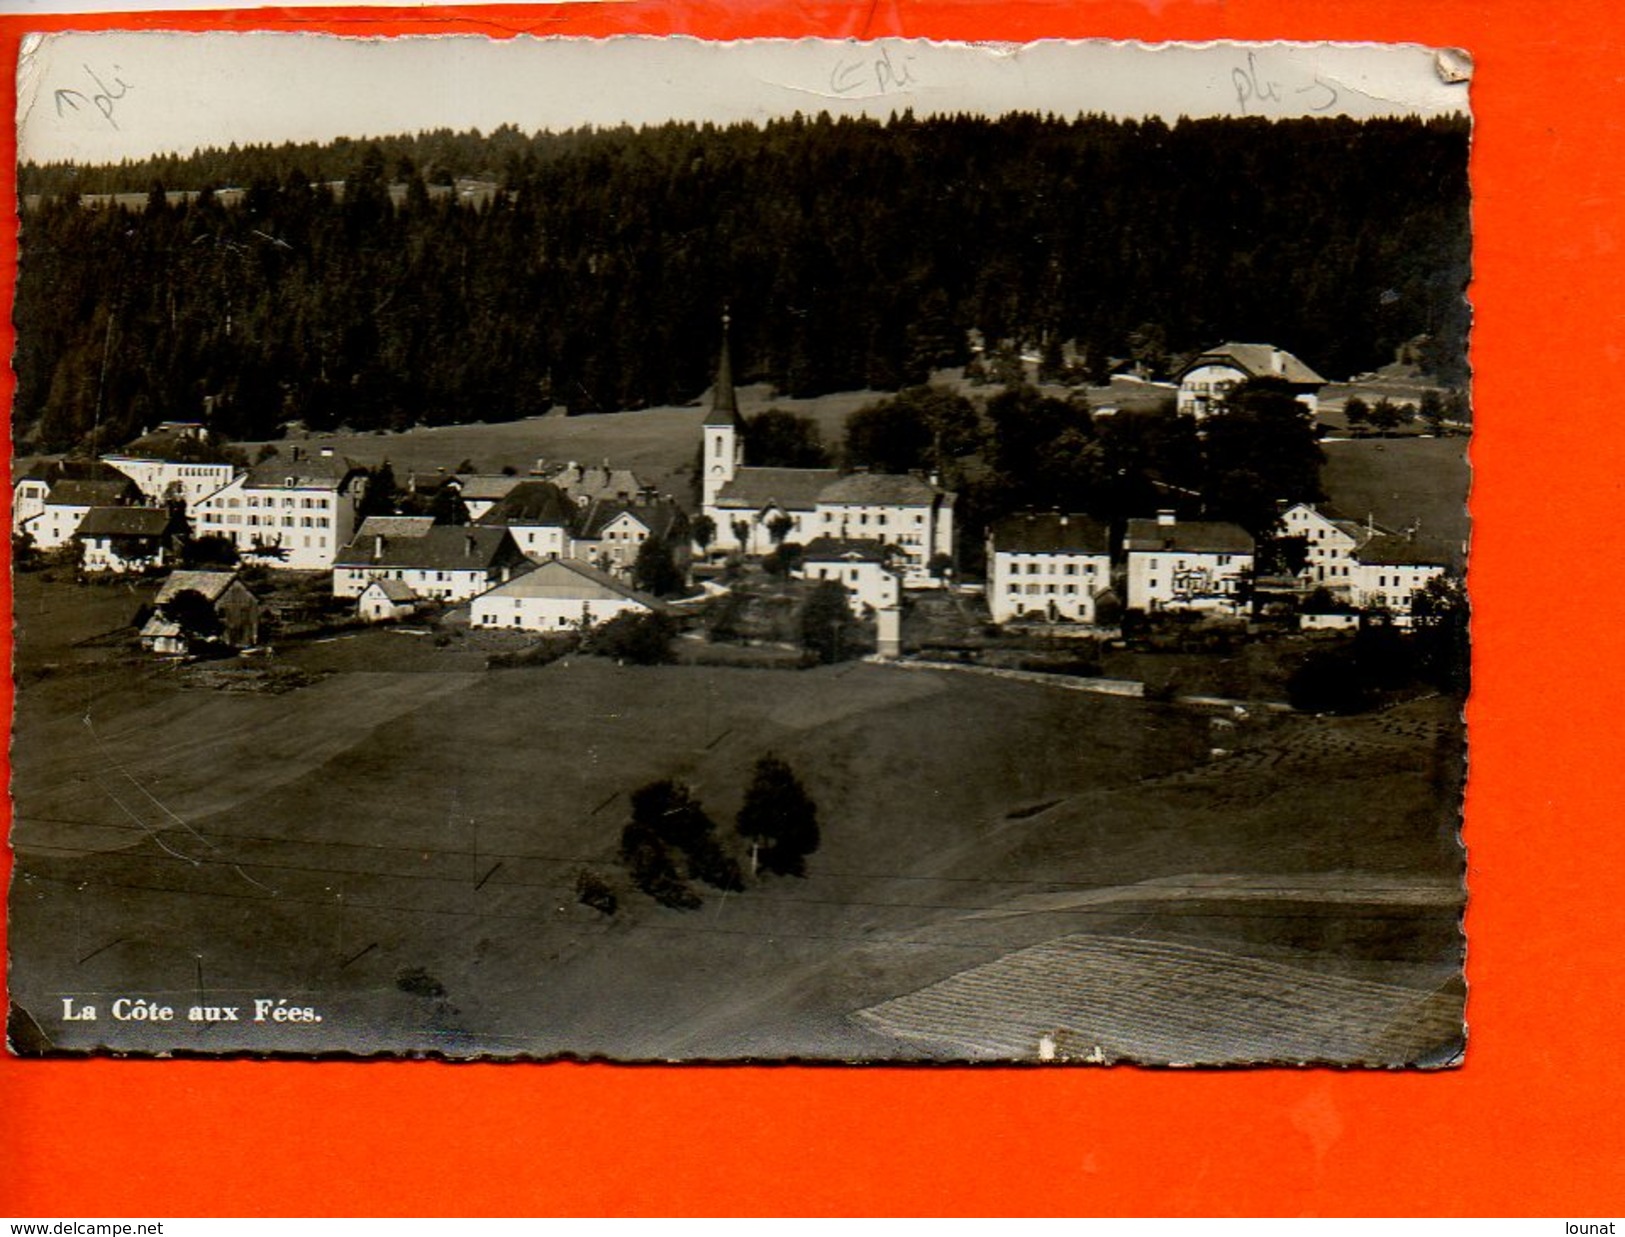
[575,870,619,916]
[587,609,674,665]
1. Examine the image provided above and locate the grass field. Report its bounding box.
[1320,436,1471,558]
[9,576,1465,1061]
[242,383,885,504]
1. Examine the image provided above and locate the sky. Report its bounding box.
[16,32,1471,166]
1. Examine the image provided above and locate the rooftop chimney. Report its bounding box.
[373,535,385,561]
[1157,509,1177,527]
[320,446,334,458]
[465,533,477,557]
[1272,349,1286,375]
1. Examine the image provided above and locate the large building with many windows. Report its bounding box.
[986,512,1112,624]
[193,447,367,570]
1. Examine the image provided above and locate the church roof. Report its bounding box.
[817,472,944,507]
[703,326,746,429]
[713,467,841,512]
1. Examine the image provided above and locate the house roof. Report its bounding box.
[800,537,896,564]
[75,506,175,538]
[817,472,945,507]
[1180,343,1327,387]
[990,512,1110,555]
[713,467,841,512]
[1124,518,1255,555]
[245,451,359,491]
[577,498,686,541]
[475,480,577,527]
[447,474,525,502]
[335,525,520,572]
[360,578,420,602]
[476,557,663,609]
[107,430,233,465]
[47,478,141,508]
[1354,534,1457,568]
[154,570,244,605]
[356,515,436,540]
[539,463,650,504]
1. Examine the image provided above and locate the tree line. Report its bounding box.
[15,111,1469,455]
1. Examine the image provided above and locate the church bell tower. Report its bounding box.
[702,311,746,509]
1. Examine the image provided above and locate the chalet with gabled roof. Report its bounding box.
[1176,343,1327,419]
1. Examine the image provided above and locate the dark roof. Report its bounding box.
[447,474,524,502]
[800,537,895,564]
[713,467,841,512]
[817,472,944,506]
[577,498,687,541]
[540,463,650,504]
[990,512,1110,555]
[1354,534,1457,568]
[475,480,576,527]
[1124,518,1255,555]
[245,451,359,490]
[335,525,521,571]
[1179,343,1326,386]
[75,506,175,538]
[477,557,663,609]
[48,478,140,507]
[16,459,125,486]
[356,515,435,540]
[154,570,245,604]
[108,430,233,464]
[703,328,745,429]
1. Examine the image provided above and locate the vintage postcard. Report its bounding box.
[7,33,1471,1062]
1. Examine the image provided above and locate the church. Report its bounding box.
[698,321,956,585]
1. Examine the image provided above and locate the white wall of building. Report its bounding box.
[1126,550,1254,614]
[195,477,357,570]
[471,592,649,632]
[988,550,1110,623]
[798,559,900,614]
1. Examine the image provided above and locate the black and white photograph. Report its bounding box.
[7,34,1472,1063]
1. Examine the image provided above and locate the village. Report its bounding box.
[12,330,1465,707]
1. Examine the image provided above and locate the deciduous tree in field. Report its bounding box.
[799,579,852,664]
[736,754,822,877]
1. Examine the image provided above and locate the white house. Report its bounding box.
[470,557,663,632]
[1176,343,1327,419]
[795,538,902,615]
[77,506,178,574]
[192,446,366,570]
[1279,502,1387,591]
[22,477,143,550]
[333,525,528,602]
[102,427,239,517]
[1351,535,1453,627]
[474,480,578,563]
[697,320,955,580]
[986,512,1112,624]
[1124,511,1255,615]
[357,578,421,623]
[573,498,689,574]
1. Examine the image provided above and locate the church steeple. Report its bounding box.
[702,309,746,509]
[704,308,744,429]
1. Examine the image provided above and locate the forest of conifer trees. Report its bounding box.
[13,111,1470,455]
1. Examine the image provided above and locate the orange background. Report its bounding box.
[2,0,1620,1218]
